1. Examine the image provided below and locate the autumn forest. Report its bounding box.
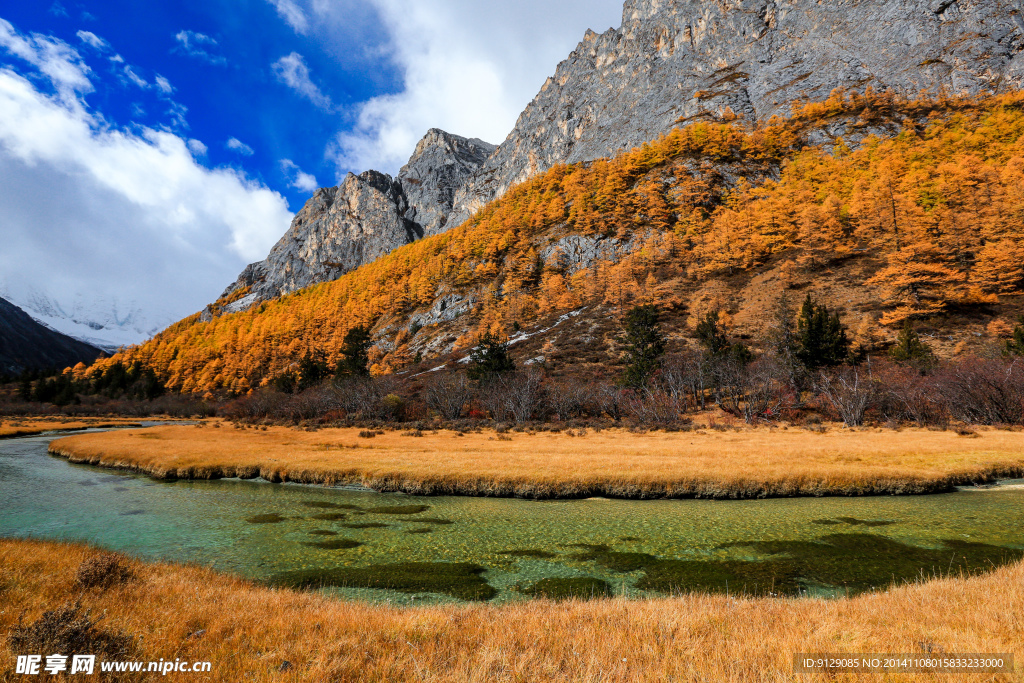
[82,90,1024,396]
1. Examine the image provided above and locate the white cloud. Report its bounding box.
[226,137,254,156]
[0,22,292,327]
[48,2,68,18]
[75,30,108,51]
[154,75,173,94]
[272,52,330,109]
[172,30,226,66]
[187,138,208,156]
[0,18,92,97]
[280,159,319,192]
[123,65,147,89]
[267,0,309,34]
[326,0,623,175]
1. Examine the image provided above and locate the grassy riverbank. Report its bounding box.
[49,423,1024,499]
[0,417,148,439]
[0,538,1020,682]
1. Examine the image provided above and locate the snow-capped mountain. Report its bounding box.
[0,283,174,353]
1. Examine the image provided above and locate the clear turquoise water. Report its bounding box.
[2,431,1023,603]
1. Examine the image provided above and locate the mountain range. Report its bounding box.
[0,296,104,375]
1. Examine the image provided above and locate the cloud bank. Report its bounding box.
[0,18,292,327]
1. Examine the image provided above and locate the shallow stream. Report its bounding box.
[2,431,1023,603]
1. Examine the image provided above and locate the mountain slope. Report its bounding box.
[219,0,1024,307]
[0,296,105,374]
[446,0,1024,227]
[92,93,1024,394]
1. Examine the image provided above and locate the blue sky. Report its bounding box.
[0,0,623,339]
[2,0,398,210]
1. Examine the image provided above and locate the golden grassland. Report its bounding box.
[48,423,1024,498]
[0,538,1021,682]
[0,417,150,440]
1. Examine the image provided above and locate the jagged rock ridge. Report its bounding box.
[221,0,1024,309]
[219,130,495,306]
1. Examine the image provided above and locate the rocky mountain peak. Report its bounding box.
[217,129,494,306]
[398,129,496,238]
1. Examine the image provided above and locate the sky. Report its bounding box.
[0,0,623,334]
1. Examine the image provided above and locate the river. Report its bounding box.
[2,431,1023,603]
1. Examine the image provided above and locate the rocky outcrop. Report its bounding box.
[446,0,1024,226]
[224,0,1024,307]
[0,297,105,373]
[399,129,496,238]
[222,131,494,303]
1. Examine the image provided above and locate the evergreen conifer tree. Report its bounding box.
[621,304,666,388]
[796,294,850,368]
[890,322,936,367]
[298,351,330,391]
[695,310,730,356]
[695,309,751,363]
[336,326,372,377]
[467,333,515,380]
[1005,317,1024,357]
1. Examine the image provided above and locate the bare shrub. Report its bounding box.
[874,362,947,427]
[932,358,1024,425]
[740,356,796,424]
[284,384,340,421]
[657,350,713,413]
[424,372,471,420]
[478,370,546,423]
[331,376,402,420]
[815,366,874,427]
[76,553,134,589]
[9,601,133,660]
[546,378,597,420]
[625,388,688,429]
[222,389,288,421]
[593,383,627,421]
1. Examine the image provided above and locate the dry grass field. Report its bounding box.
[0,417,147,439]
[49,423,1024,498]
[0,538,1020,682]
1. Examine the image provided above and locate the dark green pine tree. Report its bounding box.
[695,310,730,356]
[695,309,751,363]
[621,305,666,389]
[1005,317,1024,357]
[335,325,372,377]
[467,332,516,380]
[890,322,936,367]
[796,294,850,369]
[297,350,330,391]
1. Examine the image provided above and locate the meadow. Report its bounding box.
[0,417,146,439]
[0,538,1020,682]
[48,422,1024,498]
